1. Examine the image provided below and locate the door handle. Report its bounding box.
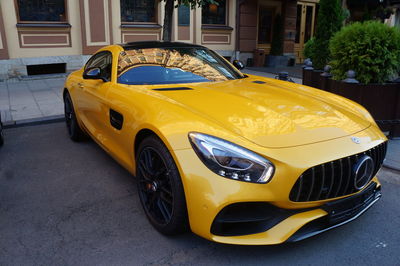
[78,82,84,89]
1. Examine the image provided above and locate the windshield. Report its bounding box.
[117,47,244,85]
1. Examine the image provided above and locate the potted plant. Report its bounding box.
[304,21,400,137]
[265,14,288,67]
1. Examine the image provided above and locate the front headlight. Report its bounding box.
[188,132,275,184]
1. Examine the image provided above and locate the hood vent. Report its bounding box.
[252,81,266,84]
[153,87,193,91]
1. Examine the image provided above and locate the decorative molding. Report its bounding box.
[0,3,9,59]
[16,23,72,28]
[201,25,234,31]
[121,33,160,43]
[20,33,70,47]
[120,24,162,29]
[202,33,231,44]
[84,0,110,46]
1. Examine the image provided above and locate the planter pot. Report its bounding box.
[302,68,324,89]
[303,69,400,137]
[265,55,288,67]
[329,81,400,137]
[311,70,323,89]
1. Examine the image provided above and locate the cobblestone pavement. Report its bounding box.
[0,122,399,266]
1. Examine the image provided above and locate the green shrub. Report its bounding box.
[313,0,343,69]
[303,37,315,60]
[270,14,284,56]
[330,21,400,84]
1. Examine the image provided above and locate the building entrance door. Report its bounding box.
[294,1,317,64]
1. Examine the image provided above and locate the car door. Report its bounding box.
[78,51,113,144]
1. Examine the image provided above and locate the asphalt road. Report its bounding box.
[1,122,399,266]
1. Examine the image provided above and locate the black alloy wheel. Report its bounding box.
[136,136,188,235]
[63,92,85,141]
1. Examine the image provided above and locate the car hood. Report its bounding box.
[153,77,370,148]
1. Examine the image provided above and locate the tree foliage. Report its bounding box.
[303,37,315,60]
[312,0,343,69]
[161,0,216,41]
[330,21,400,84]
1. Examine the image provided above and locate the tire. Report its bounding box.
[64,92,86,142]
[136,135,189,235]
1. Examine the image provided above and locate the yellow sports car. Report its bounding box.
[63,41,387,245]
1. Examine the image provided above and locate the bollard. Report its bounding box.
[275,71,295,83]
[302,58,311,69]
[343,70,359,84]
[304,60,314,71]
[320,65,333,92]
[321,65,332,78]
[302,60,314,86]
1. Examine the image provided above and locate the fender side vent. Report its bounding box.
[153,87,193,91]
[252,81,266,84]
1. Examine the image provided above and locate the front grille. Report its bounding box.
[289,142,387,202]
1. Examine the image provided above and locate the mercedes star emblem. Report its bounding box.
[353,155,374,190]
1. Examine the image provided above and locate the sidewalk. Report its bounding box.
[0,69,300,124]
[0,70,398,171]
[0,77,65,124]
[242,69,303,84]
[246,65,303,79]
[384,140,400,171]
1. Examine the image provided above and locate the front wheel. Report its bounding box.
[64,92,85,141]
[136,136,189,235]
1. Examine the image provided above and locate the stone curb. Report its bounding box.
[383,163,400,172]
[3,115,65,129]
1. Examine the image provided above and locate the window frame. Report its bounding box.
[120,0,158,25]
[14,0,69,24]
[201,0,228,26]
[84,51,113,82]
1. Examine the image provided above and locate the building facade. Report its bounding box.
[238,0,318,64]
[0,0,319,79]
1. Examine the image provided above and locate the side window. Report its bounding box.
[85,52,113,81]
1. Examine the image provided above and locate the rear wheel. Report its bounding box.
[136,136,188,235]
[64,92,85,141]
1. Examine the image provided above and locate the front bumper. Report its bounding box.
[288,182,381,242]
[209,182,381,241]
[172,129,386,245]
[209,182,381,245]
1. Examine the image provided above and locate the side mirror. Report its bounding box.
[233,60,245,70]
[83,67,105,81]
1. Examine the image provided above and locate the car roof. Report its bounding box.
[120,41,207,50]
